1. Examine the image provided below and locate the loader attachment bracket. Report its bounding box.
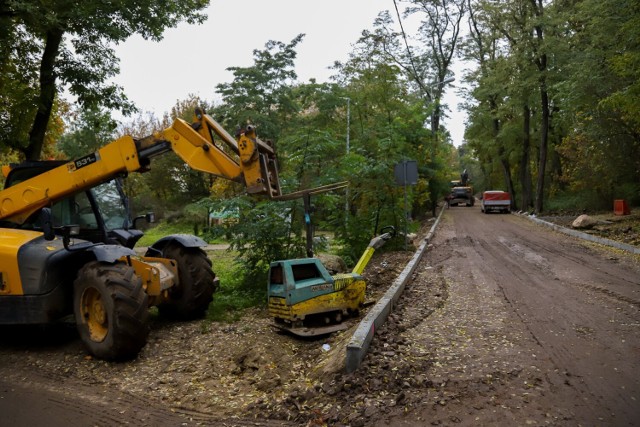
[270,181,348,201]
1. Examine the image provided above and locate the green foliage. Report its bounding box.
[209,32,439,274]
[209,196,306,290]
[546,191,609,213]
[463,0,639,212]
[205,250,264,323]
[617,183,640,207]
[183,201,209,225]
[214,34,304,139]
[0,18,42,140]
[57,105,117,158]
[118,97,217,220]
[549,0,640,210]
[554,131,640,209]
[339,156,406,265]
[566,0,640,136]
[1,0,210,159]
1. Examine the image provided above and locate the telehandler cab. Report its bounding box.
[0,108,288,360]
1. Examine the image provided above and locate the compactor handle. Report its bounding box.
[352,226,396,275]
[369,226,395,250]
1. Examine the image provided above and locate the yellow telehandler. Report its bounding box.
[0,108,286,360]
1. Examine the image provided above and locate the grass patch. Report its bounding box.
[138,222,266,323]
[137,221,227,246]
[205,249,265,323]
[137,222,196,246]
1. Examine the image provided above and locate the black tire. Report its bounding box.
[158,243,217,319]
[74,261,149,360]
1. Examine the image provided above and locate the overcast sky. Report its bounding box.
[112,0,467,146]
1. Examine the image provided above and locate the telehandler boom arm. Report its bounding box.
[0,110,282,224]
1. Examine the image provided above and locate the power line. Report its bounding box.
[392,0,431,101]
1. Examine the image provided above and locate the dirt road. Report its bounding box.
[0,204,638,426]
[372,206,640,426]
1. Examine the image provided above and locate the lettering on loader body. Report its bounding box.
[69,153,100,172]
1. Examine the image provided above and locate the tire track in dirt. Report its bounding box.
[388,214,567,425]
[0,370,195,426]
[498,229,640,302]
[442,207,640,426]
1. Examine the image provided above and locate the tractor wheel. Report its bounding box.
[74,261,149,360]
[158,243,217,319]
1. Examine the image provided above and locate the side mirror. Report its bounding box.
[41,208,55,241]
[133,212,155,229]
[62,225,80,250]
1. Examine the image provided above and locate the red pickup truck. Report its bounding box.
[481,190,511,214]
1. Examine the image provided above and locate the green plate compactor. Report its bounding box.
[267,226,395,337]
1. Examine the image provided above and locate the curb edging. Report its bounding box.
[345,207,446,373]
[523,214,640,255]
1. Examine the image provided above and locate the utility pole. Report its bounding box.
[345,97,350,155]
[341,97,351,223]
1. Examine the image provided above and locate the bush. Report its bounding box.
[615,182,640,206]
[211,197,306,291]
[546,190,610,213]
[205,249,265,322]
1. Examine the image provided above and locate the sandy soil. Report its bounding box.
[0,205,638,426]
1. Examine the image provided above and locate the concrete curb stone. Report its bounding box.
[345,206,446,373]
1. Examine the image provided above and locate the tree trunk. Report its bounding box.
[488,97,516,209]
[498,153,516,210]
[534,80,549,214]
[26,27,64,160]
[494,116,516,210]
[500,157,516,209]
[531,0,549,214]
[520,105,533,210]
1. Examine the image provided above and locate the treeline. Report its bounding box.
[461,0,640,212]
[1,0,461,280]
[2,1,637,279]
